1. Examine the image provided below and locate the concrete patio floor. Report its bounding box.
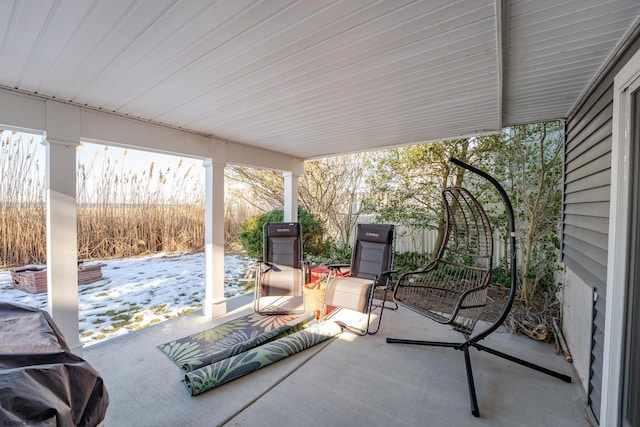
[84,294,590,426]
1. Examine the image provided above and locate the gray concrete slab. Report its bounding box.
[84,295,590,427]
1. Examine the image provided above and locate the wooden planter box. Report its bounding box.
[10,262,107,294]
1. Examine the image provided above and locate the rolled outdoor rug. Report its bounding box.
[181,316,312,371]
[158,312,316,372]
[182,312,315,372]
[183,321,343,396]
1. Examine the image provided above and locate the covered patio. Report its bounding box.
[2,1,640,425]
[84,294,586,426]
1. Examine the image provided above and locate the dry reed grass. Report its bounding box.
[1,131,46,267]
[75,143,206,262]
[0,131,222,268]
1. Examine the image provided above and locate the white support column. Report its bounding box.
[283,159,304,222]
[283,171,299,222]
[44,101,82,354]
[203,159,227,317]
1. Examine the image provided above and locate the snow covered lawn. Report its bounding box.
[0,252,255,347]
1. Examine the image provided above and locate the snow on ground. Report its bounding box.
[0,252,256,347]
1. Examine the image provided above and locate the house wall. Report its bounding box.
[563,29,640,423]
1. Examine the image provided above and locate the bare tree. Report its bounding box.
[299,154,370,245]
[226,167,284,212]
[226,153,372,245]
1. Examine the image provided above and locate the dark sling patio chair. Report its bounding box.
[253,222,308,315]
[321,223,396,335]
[386,158,572,417]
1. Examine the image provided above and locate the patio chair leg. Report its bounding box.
[463,345,480,417]
[373,285,398,311]
[367,295,386,335]
[342,301,388,336]
[344,326,367,335]
[472,343,572,383]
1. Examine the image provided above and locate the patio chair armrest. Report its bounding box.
[327,264,350,274]
[327,263,349,269]
[406,260,439,276]
[257,260,280,273]
[457,285,490,308]
[394,259,455,287]
[374,270,397,287]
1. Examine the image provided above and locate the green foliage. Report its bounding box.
[490,266,511,287]
[392,251,432,274]
[238,211,278,259]
[237,208,328,259]
[297,208,329,256]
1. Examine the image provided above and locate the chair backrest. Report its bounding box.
[263,222,302,268]
[350,224,394,280]
[440,187,493,270]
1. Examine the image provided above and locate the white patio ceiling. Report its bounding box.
[1,0,639,159]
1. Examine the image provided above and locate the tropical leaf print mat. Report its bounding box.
[158,311,316,372]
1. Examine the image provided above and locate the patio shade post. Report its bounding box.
[283,171,298,222]
[203,159,227,318]
[44,101,82,354]
[283,158,303,222]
